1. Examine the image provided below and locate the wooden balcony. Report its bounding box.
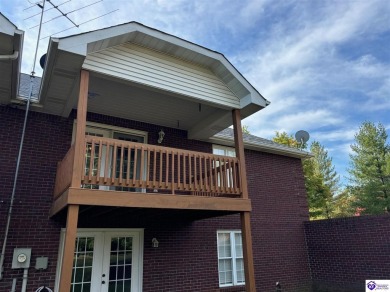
[50,135,251,216]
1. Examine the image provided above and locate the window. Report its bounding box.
[212,145,236,188]
[212,145,236,157]
[217,231,244,287]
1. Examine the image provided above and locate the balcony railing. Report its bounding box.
[54,136,242,199]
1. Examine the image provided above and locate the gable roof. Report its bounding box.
[56,21,269,109]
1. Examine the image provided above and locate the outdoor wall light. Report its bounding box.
[152,238,159,248]
[158,129,165,144]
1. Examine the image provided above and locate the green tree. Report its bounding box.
[273,131,300,148]
[242,125,250,134]
[332,188,357,217]
[349,122,390,214]
[311,141,340,196]
[272,132,340,219]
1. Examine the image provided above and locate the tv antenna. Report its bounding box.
[24,0,118,39]
[295,130,310,149]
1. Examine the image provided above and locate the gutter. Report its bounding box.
[0,51,19,60]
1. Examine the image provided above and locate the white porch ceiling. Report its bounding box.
[87,72,224,131]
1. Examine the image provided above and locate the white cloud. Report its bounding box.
[311,129,357,143]
[2,0,389,187]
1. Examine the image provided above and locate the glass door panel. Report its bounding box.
[107,236,133,292]
[71,237,95,292]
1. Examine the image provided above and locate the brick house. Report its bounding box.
[0,13,312,292]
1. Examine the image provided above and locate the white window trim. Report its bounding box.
[217,230,245,288]
[212,144,236,157]
[72,120,148,144]
[54,228,144,292]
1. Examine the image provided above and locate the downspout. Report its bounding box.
[0,0,46,281]
[0,51,19,60]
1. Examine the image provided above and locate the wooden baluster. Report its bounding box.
[204,156,209,192]
[194,155,198,191]
[220,157,225,193]
[183,153,187,190]
[133,145,138,187]
[146,148,151,188]
[232,159,238,194]
[153,148,157,189]
[214,157,218,193]
[165,151,169,189]
[171,150,175,194]
[97,140,103,184]
[80,141,86,185]
[209,156,214,193]
[112,143,117,185]
[104,142,110,185]
[189,154,192,191]
[177,152,181,190]
[119,143,124,185]
[140,146,145,188]
[223,157,227,193]
[199,154,203,191]
[159,149,163,188]
[88,139,94,182]
[126,144,131,186]
[228,158,234,194]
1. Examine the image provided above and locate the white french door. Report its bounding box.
[58,229,144,292]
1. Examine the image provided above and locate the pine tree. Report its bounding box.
[311,141,340,197]
[349,122,390,214]
[332,188,356,218]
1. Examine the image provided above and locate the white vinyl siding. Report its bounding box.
[83,43,240,108]
[217,231,245,287]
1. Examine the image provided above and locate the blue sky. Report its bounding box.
[2,0,390,187]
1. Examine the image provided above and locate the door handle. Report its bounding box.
[102,274,106,277]
[102,280,106,284]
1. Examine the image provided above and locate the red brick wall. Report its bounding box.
[0,106,311,291]
[0,106,73,291]
[304,215,390,292]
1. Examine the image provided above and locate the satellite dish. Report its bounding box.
[295,130,310,144]
[39,54,47,70]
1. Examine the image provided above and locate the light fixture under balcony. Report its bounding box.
[152,238,159,248]
[158,129,165,144]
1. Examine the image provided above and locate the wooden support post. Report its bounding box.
[232,109,256,292]
[232,109,248,199]
[59,71,87,291]
[71,69,89,188]
[59,205,79,291]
